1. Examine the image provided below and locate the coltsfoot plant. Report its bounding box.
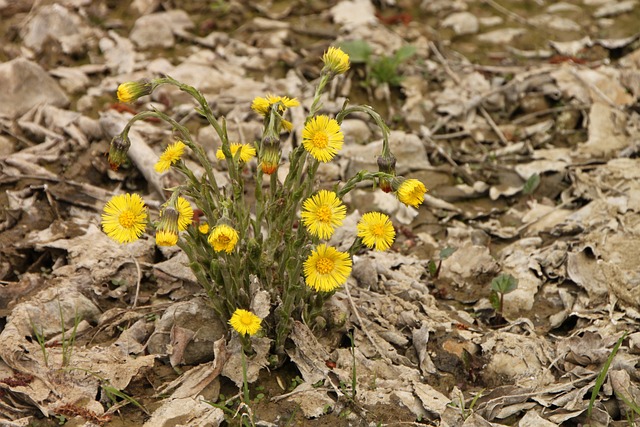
[102,47,427,361]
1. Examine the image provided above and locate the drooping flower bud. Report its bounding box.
[108,134,131,171]
[377,153,397,193]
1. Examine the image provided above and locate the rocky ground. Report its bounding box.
[1,0,640,426]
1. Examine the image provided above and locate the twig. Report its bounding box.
[129,255,142,308]
[429,42,510,146]
[480,0,539,28]
[343,281,391,363]
[479,107,509,146]
[430,130,470,140]
[512,104,589,125]
[271,386,333,402]
[568,68,622,110]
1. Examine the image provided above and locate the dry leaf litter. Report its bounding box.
[1,0,640,426]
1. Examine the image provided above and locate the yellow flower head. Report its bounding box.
[101,193,148,244]
[198,222,209,234]
[302,115,344,163]
[322,47,350,75]
[155,141,186,173]
[216,143,257,163]
[304,244,352,292]
[396,178,427,208]
[208,224,239,253]
[301,190,346,240]
[155,230,178,246]
[175,197,194,231]
[357,212,395,251]
[229,308,262,336]
[251,94,300,116]
[116,79,152,103]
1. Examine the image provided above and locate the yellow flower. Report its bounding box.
[101,193,148,244]
[198,223,209,234]
[357,212,395,251]
[208,224,239,253]
[301,190,346,239]
[304,244,352,292]
[302,115,344,162]
[396,178,427,208]
[322,47,350,75]
[175,197,193,231]
[155,141,186,173]
[229,308,261,336]
[116,79,152,103]
[216,143,257,163]
[156,230,178,246]
[251,94,299,116]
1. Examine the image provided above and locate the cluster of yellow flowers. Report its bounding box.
[103,46,427,339]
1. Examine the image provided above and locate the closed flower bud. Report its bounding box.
[117,79,153,103]
[155,206,180,246]
[108,134,131,171]
[377,154,397,193]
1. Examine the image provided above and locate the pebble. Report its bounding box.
[21,4,85,53]
[442,12,479,36]
[0,58,69,118]
[130,10,194,49]
[593,0,637,18]
[477,28,526,44]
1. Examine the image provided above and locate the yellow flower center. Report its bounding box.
[311,132,329,149]
[119,211,136,229]
[316,257,334,274]
[240,314,252,325]
[218,235,230,244]
[370,224,385,236]
[316,206,332,222]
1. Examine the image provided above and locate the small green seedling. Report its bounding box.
[428,247,457,278]
[489,274,518,320]
[339,40,416,88]
[522,173,540,196]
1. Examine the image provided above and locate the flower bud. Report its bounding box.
[377,153,396,193]
[108,134,131,171]
[117,79,153,103]
[259,142,280,175]
[155,205,180,246]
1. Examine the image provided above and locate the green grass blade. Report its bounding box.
[588,331,628,418]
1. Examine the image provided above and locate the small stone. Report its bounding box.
[146,298,225,365]
[130,10,194,49]
[478,28,526,44]
[21,4,83,52]
[50,66,90,94]
[441,12,479,36]
[0,58,69,119]
[593,0,636,18]
[340,119,372,144]
[479,16,503,27]
[547,2,582,12]
[530,14,581,32]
